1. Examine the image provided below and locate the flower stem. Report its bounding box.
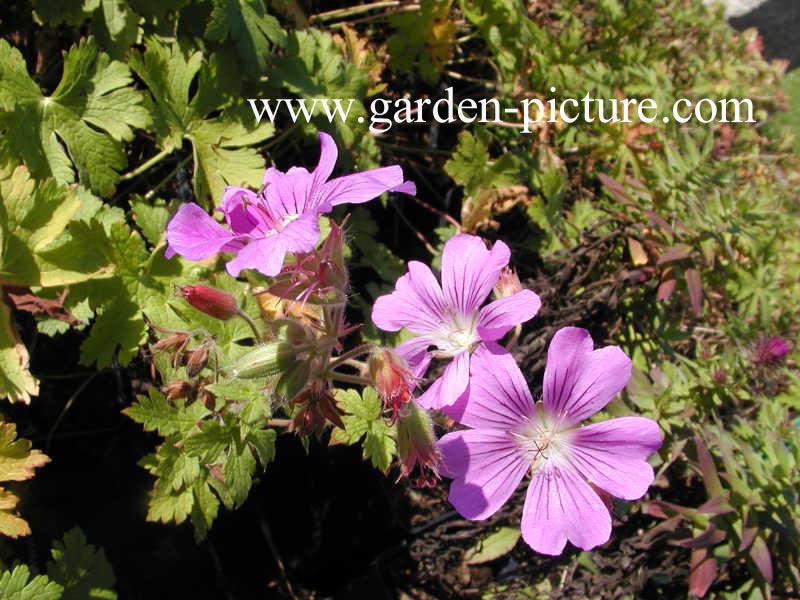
[309,0,400,23]
[236,309,263,342]
[145,154,192,201]
[327,343,373,371]
[327,372,370,386]
[119,147,173,182]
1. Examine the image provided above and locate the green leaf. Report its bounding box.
[183,422,231,463]
[220,440,256,508]
[124,388,211,437]
[46,528,117,600]
[129,38,274,205]
[463,527,521,565]
[31,0,98,26]
[0,38,149,196]
[129,196,171,248]
[147,486,194,525]
[0,166,83,287]
[205,0,286,76]
[387,0,454,83]
[246,429,276,467]
[190,480,220,541]
[0,565,63,600]
[332,388,396,473]
[444,129,520,199]
[79,294,144,367]
[271,29,373,154]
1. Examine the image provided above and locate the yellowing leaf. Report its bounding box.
[0,422,50,480]
[0,489,32,538]
[0,421,49,537]
[628,237,649,266]
[0,302,39,404]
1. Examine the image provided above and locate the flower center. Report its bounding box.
[512,410,571,471]
[432,311,478,356]
[281,213,301,227]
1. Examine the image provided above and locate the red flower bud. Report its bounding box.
[179,285,238,320]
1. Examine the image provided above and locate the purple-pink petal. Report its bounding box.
[447,341,535,430]
[394,336,434,381]
[439,429,529,520]
[323,166,416,208]
[477,289,542,341]
[309,132,338,197]
[441,235,510,314]
[165,203,239,261]
[276,212,321,254]
[543,327,632,428]
[567,417,662,500]
[372,261,446,334]
[219,187,265,235]
[225,235,286,277]
[521,461,612,555]
[264,166,315,216]
[417,350,470,411]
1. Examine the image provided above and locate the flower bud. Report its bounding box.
[396,400,441,488]
[368,348,414,421]
[318,219,348,292]
[229,342,296,379]
[274,360,312,404]
[493,267,523,299]
[179,285,238,320]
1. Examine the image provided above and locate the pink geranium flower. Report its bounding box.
[165,132,416,276]
[439,328,662,555]
[371,234,541,412]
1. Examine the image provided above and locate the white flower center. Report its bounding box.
[433,311,478,356]
[512,410,572,471]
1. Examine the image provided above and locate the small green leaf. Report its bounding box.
[0,565,63,600]
[205,0,286,76]
[463,526,521,565]
[124,388,210,437]
[46,528,117,600]
[332,388,396,473]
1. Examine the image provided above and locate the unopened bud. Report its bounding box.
[318,219,348,291]
[396,400,441,488]
[274,360,312,403]
[494,267,523,298]
[229,342,296,379]
[368,348,413,421]
[179,285,238,320]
